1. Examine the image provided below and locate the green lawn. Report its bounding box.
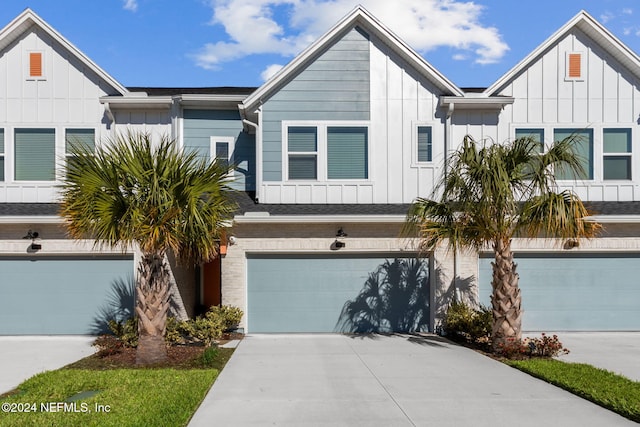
[0,347,234,427]
[507,358,640,423]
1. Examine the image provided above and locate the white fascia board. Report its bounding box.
[233,214,406,224]
[1,9,129,95]
[585,215,640,223]
[243,6,463,111]
[177,94,249,109]
[485,10,640,96]
[0,216,63,224]
[100,96,173,109]
[440,96,514,109]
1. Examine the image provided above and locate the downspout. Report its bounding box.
[241,110,261,203]
[445,101,460,301]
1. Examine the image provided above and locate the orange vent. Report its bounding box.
[568,53,581,78]
[29,52,42,77]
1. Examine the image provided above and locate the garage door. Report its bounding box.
[247,254,429,333]
[0,255,134,335]
[479,253,640,331]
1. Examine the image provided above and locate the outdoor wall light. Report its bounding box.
[228,235,237,245]
[332,239,346,250]
[23,230,42,251]
[336,227,348,238]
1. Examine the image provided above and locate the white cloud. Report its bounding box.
[261,64,284,81]
[123,0,138,12]
[600,11,614,24]
[623,8,633,15]
[194,0,509,70]
[452,53,467,61]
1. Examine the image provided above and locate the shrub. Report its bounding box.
[93,334,124,357]
[108,317,138,347]
[441,300,492,345]
[106,305,243,348]
[496,333,570,359]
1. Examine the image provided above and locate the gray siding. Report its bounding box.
[262,27,371,181]
[183,109,255,191]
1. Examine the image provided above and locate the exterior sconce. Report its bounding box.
[332,227,347,250]
[23,230,42,251]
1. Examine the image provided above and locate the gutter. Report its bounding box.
[233,213,406,224]
[0,216,63,224]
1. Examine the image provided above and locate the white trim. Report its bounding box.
[26,50,45,81]
[564,51,586,81]
[0,216,62,224]
[233,214,406,224]
[243,6,462,111]
[485,10,640,95]
[412,122,435,166]
[585,215,640,223]
[0,9,128,95]
[282,120,371,183]
[210,136,235,179]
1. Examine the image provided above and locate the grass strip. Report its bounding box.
[0,346,237,427]
[507,358,640,423]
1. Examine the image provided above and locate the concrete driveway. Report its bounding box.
[189,334,635,426]
[554,332,640,381]
[0,336,94,394]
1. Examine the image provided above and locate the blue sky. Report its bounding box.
[3,0,640,89]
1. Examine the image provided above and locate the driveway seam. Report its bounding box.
[346,339,417,427]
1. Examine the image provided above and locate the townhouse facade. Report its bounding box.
[0,7,639,334]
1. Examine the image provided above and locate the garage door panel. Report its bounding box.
[0,256,134,335]
[479,253,640,331]
[248,255,429,333]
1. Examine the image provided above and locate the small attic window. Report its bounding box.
[565,52,584,81]
[28,51,45,80]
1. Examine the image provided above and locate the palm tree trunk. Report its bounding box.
[490,238,522,351]
[135,252,170,365]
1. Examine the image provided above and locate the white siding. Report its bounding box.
[489,29,640,202]
[0,27,117,202]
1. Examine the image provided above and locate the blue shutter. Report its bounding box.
[288,127,317,180]
[65,129,95,153]
[15,128,55,181]
[417,126,432,162]
[554,129,593,180]
[327,127,368,179]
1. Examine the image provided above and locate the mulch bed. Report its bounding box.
[68,333,243,370]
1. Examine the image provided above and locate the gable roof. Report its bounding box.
[242,5,463,112]
[0,8,129,95]
[485,10,640,96]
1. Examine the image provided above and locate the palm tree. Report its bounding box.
[405,135,600,351]
[60,131,237,365]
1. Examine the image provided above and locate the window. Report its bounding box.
[565,52,584,81]
[327,127,368,179]
[287,127,318,180]
[417,126,432,162]
[554,129,593,180]
[210,136,235,175]
[65,129,95,156]
[0,129,4,182]
[28,51,45,80]
[515,128,544,153]
[603,128,632,180]
[285,124,369,181]
[15,128,55,181]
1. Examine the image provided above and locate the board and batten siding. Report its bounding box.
[183,109,255,191]
[260,27,371,203]
[0,26,118,203]
[490,28,640,202]
[261,26,446,204]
